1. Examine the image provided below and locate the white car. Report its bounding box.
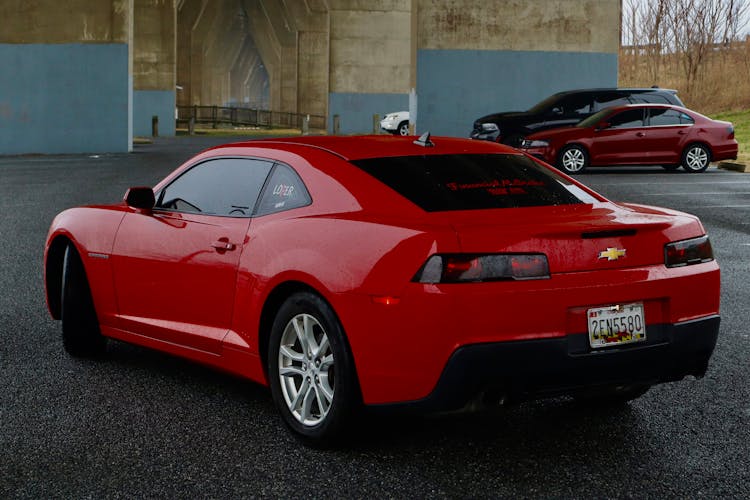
[380,111,410,135]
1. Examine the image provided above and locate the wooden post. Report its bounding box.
[373,114,380,134]
[151,115,159,137]
[333,114,340,135]
[302,114,310,135]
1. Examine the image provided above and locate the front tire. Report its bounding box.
[268,292,359,446]
[557,144,589,174]
[61,244,106,357]
[397,121,409,136]
[682,144,711,173]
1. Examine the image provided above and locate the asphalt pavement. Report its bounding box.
[1,136,749,498]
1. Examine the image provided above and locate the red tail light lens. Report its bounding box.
[414,254,550,283]
[665,235,713,268]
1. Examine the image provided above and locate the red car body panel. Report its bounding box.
[45,136,721,406]
[521,104,738,167]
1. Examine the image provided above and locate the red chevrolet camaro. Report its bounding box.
[45,134,720,445]
[520,104,737,174]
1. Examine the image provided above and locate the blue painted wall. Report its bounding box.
[328,93,409,134]
[417,49,618,137]
[133,90,175,137]
[0,43,130,154]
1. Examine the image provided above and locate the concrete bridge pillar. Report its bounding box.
[134,0,176,136]
[327,0,412,134]
[0,0,134,153]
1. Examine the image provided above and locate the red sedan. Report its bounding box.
[45,134,720,445]
[520,104,737,174]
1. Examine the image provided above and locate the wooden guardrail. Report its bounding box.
[176,105,326,131]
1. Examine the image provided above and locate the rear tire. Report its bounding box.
[268,292,359,447]
[61,244,106,357]
[681,143,711,173]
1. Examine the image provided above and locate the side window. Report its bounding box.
[555,94,591,116]
[592,92,631,111]
[607,109,645,129]
[256,163,312,216]
[648,108,684,126]
[156,158,273,216]
[679,112,695,125]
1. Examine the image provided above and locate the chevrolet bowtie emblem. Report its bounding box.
[598,247,627,261]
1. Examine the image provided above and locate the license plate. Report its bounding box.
[587,303,646,348]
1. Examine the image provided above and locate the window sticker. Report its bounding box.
[446,178,545,196]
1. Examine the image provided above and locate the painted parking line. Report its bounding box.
[638,192,750,196]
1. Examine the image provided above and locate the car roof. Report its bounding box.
[554,87,679,95]
[208,135,517,161]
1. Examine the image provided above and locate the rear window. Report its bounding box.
[352,154,598,212]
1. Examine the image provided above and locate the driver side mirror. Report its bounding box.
[551,107,563,115]
[124,186,155,210]
[596,121,611,131]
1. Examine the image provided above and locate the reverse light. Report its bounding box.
[665,235,714,268]
[521,139,550,148]
[413,254,550,283]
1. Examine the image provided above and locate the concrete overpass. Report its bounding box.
[0,0,620,154]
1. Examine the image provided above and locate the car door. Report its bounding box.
[111,157,273,354]
[589,108,647,165]
[642,107,694,164]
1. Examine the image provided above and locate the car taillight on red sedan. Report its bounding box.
[665,235,714,268]
[414,254,550,283]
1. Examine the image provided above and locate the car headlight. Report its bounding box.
[521,139,549,148]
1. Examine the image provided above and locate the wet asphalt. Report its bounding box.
[1,136,748,498]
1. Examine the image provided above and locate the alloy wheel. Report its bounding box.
[685,146,709,171]
[562,148,586,173]
[278,313,335,426]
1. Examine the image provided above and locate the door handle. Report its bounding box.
[211,238,236,251]
[678,130,688,135]
[636,132,646,137]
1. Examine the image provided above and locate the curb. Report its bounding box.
[718,161,750,173]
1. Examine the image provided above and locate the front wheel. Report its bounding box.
[557,145,589,174]
[682,144,711,173]
[268,292,359,446]
[61,244,106,357]
[397,121,409,136]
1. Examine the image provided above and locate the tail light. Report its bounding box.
[665,235,714,268]
[413,254,550,283]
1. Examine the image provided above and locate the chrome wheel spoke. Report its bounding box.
[279,365,305,378]
[300,382,316,422]
[280,345,304,362]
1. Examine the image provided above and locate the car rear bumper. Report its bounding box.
[369,315,719,413]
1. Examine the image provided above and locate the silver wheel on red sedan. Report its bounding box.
[278,313,335,426]
[558,145,589,174]
[682,144,710,173]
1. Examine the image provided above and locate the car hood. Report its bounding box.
[526,125,589,141]
[474,110,538,125]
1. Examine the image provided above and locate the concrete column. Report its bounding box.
[0,0,134,153]
[134,0,176,136]
[176,0,205,106]
[327,0,412,134]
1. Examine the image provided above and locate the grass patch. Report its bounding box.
[711,109,750,163]
[175,127,313,137]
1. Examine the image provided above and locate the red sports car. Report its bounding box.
[519,104,737,174]
[45,134,720,445]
